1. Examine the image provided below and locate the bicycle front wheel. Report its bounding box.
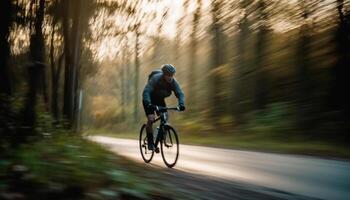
[161,126,179,168]
[139,124,154,163]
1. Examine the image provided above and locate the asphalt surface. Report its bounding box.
[89,136,350,200]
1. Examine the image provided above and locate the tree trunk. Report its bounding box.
[62,0,82,128]
[17,0,46,145]
[210,0,225,121]
[134,27,141,122]
[62,0,73,124]
[121,49,127,120]
[17,63,45,145]
[51,47,64,121]
[49,21,60,120]
[71,0,82,130]
[295,0,314,131]
[233,12,249,124]
[0,0,12,97]
[0,0,13,142]
[188,0,202,112]
[254,0,268,111]
[329,0,350,117]
[126,60,131,104]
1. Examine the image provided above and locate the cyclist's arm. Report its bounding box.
[172,79,185,106]
[142,78,156,106]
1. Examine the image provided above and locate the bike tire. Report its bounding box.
[139,124,154,163]
[160,126,179,168]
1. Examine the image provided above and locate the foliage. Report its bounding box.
[0,135,190,199]
[90,95,121,127]
[242,102,297,138]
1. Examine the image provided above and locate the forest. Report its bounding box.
[0,0,350,199]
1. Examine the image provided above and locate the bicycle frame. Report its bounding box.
[153,106,178,148]
[154,112,167,149]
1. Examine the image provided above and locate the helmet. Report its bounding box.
[161,64,176,76]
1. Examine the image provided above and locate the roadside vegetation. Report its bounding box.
[87,101,350,159]
[1,133,195,200]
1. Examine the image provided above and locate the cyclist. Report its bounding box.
[142,64,185,151]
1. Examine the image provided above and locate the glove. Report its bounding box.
[178,104,185,111]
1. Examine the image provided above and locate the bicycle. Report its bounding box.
[139,106,181,168]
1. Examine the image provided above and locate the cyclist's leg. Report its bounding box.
[143,101,156,150]
[146,114,156,150]
[153,98,166,153]
[146,115,155,133]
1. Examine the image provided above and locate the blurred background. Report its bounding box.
[80,0,350,150]
[1,0,350,199]
[1,0,350,149]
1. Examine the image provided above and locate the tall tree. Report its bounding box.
[71,0,84,129]
[62,0,73,125]
[210,0,225,121]
[174,0,190,65]
[120,39,128,120]
[329,0,350,118]
[0,0,13,98]
[18,0,47,145]
[0,0,13,143]
[295,0,321,130]
[253,0,269,111]
[188,0,202,111]
[62,0,91,128]
[125,53,132,106]
[49,19,64,120]
[133,23,141,122]
[232,0,252,124]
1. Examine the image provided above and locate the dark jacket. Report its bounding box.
[142,72,185,106]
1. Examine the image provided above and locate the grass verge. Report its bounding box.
[0,134,196,200]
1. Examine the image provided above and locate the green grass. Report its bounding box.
[86,127,350,159]
[0,134,196,200]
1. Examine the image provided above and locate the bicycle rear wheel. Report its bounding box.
[160,126,179,168]
[139,124,154,163]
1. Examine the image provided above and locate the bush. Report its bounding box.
[242,102,297,138]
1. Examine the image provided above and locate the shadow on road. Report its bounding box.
[144,160,320,200]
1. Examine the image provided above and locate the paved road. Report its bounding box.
[89,136,350,200]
